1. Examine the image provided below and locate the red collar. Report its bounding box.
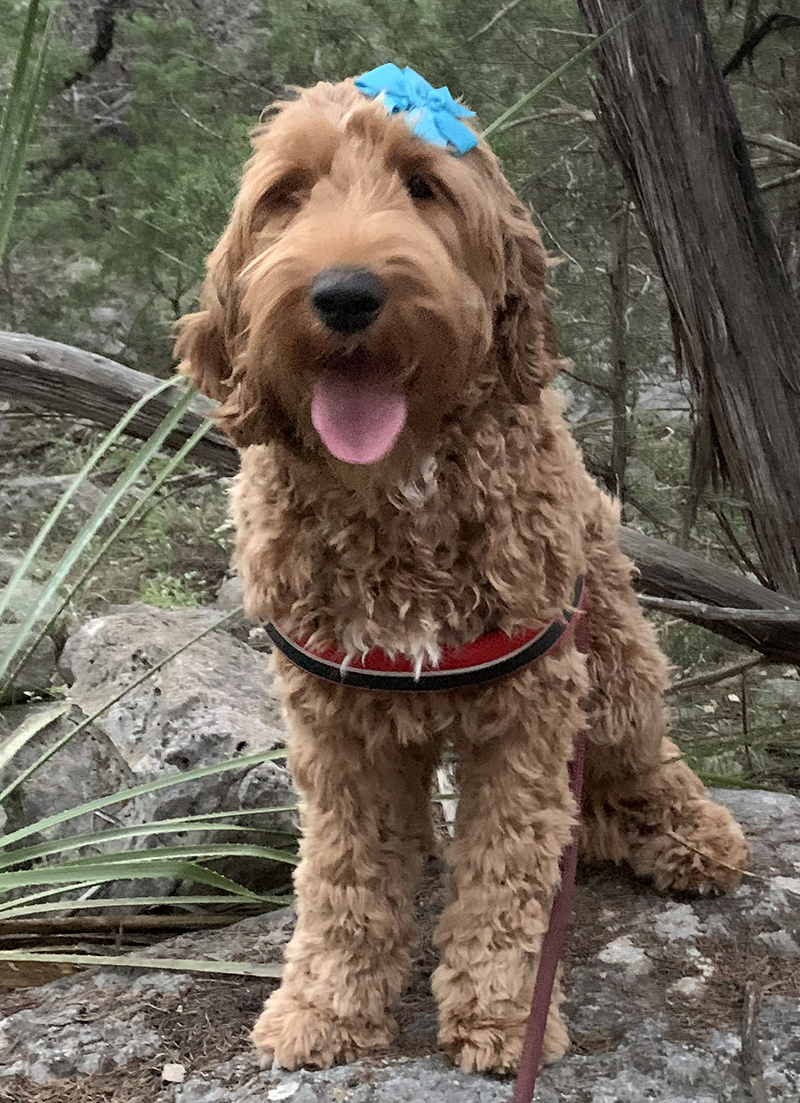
[266,576,585,691]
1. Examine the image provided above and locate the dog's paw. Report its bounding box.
[638,799,751,895]
[252,990,395,1070]
[439,1011,568,1075]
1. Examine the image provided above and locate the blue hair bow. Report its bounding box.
[354,64,477,156]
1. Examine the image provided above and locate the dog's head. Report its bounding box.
[176,78,558,471]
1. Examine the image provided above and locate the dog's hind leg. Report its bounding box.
[431,651,586,1075]
[252,679,440,1070]
[579,492,750,893]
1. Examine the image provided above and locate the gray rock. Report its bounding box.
[216,575,245,612]
[0,551,23,585]
[0,626,56,702]
[0,703,135,840]
[755,674,800,710]
[57,605,296,890]
[0,551,61,627]
[0,791,799,1101]
[0,577,50,627]
[0,474,105,541]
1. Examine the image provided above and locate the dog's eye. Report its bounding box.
[404,175,435,201]
[251,172,309,231]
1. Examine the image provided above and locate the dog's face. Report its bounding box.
[176,80,557,473]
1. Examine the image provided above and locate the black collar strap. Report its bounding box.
[266,575,586,692]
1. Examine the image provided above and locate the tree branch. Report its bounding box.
[745,132,800,165]
[62,1,132,91]
[467,0,526,43]
[637,595,800,624]
[722,12,800,78]
[667,655,766,695]
[760,166,800,192]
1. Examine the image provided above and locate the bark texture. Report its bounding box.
[577,0,800,598]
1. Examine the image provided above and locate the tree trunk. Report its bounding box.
[3,329,800,660]
[608,200,630,504]
[577,0,800,598]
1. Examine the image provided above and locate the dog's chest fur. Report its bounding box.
[232,392,588,660]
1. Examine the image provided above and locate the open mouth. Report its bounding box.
[311,351,407,465]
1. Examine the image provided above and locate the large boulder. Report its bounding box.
[58,605,294,833]
[0,605,296,899]
[0,790,798,1101]
[0,703,134,839]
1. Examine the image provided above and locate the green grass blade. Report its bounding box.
[17,414,213,661]
[0,858,267,896]
[0,950,283,979]
[131,805,300,826]
[0,818,296,871]
[0,4,52,261]
[0,382,197,691]
[57,842,298,868]
[0,804,300,871]
[0,375,179,626]
[0,702,68,775]
[0,0,42,186]
[1,894,290,918]
[0,741,286,847]
[0,881,108,912]
[482,2,652,138]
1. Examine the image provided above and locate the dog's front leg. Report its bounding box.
[432,652,586,1075]
[252,683,438,1070]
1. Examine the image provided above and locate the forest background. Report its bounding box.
[1,0,799,793]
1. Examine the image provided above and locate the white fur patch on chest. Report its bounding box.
[390,455,439,509]
[339,623,443,679]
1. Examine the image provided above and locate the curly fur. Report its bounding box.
[176,79,750,1076]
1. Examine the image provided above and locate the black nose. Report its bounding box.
[310,267,387,334]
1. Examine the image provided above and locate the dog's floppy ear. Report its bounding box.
[175,225,239,402]
[175,223,281,449]
[494,184,561,402]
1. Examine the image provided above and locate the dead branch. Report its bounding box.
[741,982,768,1103]
[760,167,800,193]
[722,12,800,78]
[0,330,236,476]
[667,655,766,695]
[638,595,800,625]
[745,132,800,165]
[0,914,247,939]
[467,0,526,43]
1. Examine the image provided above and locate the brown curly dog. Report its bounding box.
[176,77,750,1076]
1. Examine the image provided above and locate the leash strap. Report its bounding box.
[511,604,588,1103]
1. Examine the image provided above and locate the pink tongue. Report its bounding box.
[312,362,407,465]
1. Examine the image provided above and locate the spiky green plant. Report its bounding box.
[0,377,298,975]
[0,0,52,262]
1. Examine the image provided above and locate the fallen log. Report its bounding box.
[0,330,237,476]
[2,330,800,661]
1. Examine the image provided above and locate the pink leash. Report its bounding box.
[511,609,588,1103]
